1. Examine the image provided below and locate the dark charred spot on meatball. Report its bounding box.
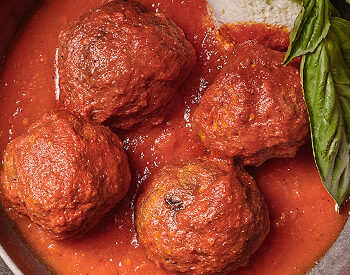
[136,157,270,274]
[164,193,185,212]
[1,110,131,240]
[58,0,196,130]
[193,43,309,166]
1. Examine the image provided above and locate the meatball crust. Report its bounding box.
[193,43,309,166]
[136,158,269,274]
[1,110,130,240]
[58,0,196,130]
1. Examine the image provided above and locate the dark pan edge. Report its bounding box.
[0,0,350,274]
[309,218,350,274]
[0,209,50,275]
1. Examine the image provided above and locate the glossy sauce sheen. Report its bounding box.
[0,0,348,274]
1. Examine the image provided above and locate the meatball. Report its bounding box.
[193,43,309,166]
[58,0,196,130]
[136,158,269,274]
[1,110,130,240]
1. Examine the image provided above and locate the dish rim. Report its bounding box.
[0,0,350,274]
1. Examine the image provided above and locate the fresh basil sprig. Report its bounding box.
[285,0,350,206]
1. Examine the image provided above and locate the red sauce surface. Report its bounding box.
[219,23,290,51]
[0,0,348,274]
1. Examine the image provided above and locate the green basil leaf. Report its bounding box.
[284,0,330,64]
[302,37,350,205]
[330,17,350,70]
[329,2,340,17]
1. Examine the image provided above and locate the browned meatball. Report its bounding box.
[136,158,269,274]
[193,43,309,166]
[58,0,196,130]
[1,110,130,240]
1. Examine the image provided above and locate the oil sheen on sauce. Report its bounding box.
[0,0,348,274]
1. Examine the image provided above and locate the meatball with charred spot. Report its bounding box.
[193,43,309,166]
[136,158,269,274]
[1,110,130,240]
[58,0,196,130]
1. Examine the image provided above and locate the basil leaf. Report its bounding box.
[329,2,340,17]
[302,36,350,205]
[284,0,330,64]
[285,0,350,205]
[331,17,350,69]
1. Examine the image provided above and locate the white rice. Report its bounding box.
[207,0,302,30]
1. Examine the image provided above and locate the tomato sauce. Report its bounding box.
[0,0,348,274]
[219,23,291,51]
